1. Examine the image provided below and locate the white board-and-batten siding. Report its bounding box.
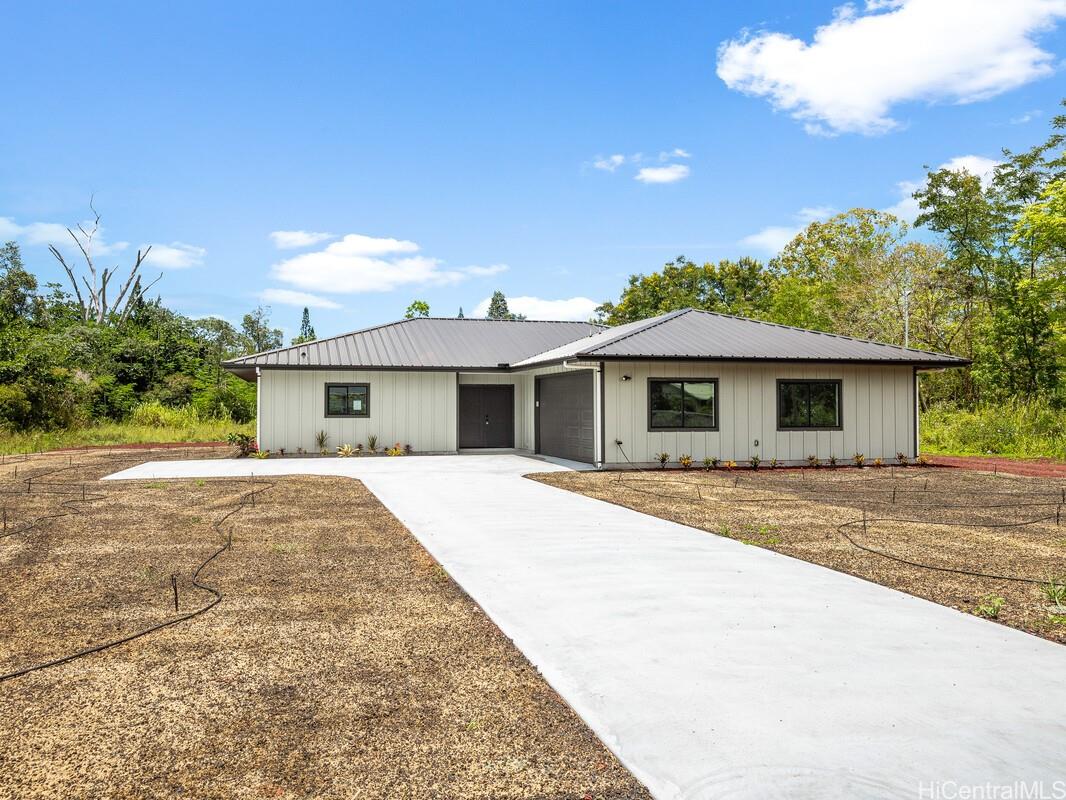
[602,360,915,466]
[257,369,458,453]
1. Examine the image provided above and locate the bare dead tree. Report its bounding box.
[48,199,161,325]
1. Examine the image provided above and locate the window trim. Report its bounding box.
[647,378,720,432]
[775,378,842,431]
[324,382,371,418]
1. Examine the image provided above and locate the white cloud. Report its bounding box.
[1010,109,1042,124]
[716,0,1066,135]
[0,216,129,254]
[740,206,837,254]
[142,242,206,269]
[884,154,1000,221]
[472,295,600,321]
[634,164,691,184]
[259,288,341,309]
[593,154,626,172]
[269,230,335,249]
[272,233,504,294]
[660,148,692,160]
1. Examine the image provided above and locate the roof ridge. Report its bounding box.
[577,308,693,356]
[223,317,414,364]
[682,308,958,359]
[223,316,606,365]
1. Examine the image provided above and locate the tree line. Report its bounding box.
[595,108,1065,409]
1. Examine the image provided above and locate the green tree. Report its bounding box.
[597,256,778,325]
[292,306,317,344]
[914,112,1064,400]
[457,306,464,318]
[241,305,283,353]
[486,290,525,320]
[404,300,430,319]
[0,241,38,323]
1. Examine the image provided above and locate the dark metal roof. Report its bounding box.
[513,308,969,368]
[223,317,605,377]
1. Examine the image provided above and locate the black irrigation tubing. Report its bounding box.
[0,457,271,684]
[612,443,1064,586]
[837,516,1054,586]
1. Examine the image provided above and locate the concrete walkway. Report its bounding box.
[106,455,1066,800]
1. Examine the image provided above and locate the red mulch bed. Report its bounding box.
[926,454,1066,478]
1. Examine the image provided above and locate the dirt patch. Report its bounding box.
[0,449,649,800]
[926,454,1066,479]
[531,466,1066,644]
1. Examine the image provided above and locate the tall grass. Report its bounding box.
[0,400,253,455]
[921,399,1066,460]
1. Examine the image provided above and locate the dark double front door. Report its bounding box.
[458,385,515,448]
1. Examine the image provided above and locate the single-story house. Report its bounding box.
[223,308,968,467]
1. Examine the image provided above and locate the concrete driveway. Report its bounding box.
[107,454,1066,800]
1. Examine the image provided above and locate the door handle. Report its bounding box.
[484,415,489,425]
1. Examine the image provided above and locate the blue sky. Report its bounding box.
[2,1,1064,340]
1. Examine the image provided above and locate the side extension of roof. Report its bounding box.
[222,316,605,375]
[512,308,969,368]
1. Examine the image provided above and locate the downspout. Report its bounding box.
[255,367,262,449]
[562,359,603,467]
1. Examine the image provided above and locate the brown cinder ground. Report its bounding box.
[531,466,1066,644]
[0,450,650,800]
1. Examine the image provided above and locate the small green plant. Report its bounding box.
[656,452,670,468]
[872,457,884,467]
[194,479,205,487]
[975,595,1005,619]
[367,434,379,453]
[678,454,693,469]
[852,452,866,467]
[915,454,931,466]
[749,454,761,470]
[252,449,270,459]
[768,457,779,469]
[146,481,167,489]
[386,442,405,456]
[1040,576,1066,608]
[710,456,721,469]
[227,431,258,457]
[337,443,355,457]
[827,454,838,467]
[702,456,714,470]
[315,430,329,450]
[806,454,820,468]
[896,451,909,466]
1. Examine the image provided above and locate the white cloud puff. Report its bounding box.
[259,288,341,309]
[269,230,335,249]
[0,216,129,254]
[716,0,1066,135]
[143,242,206,269]
[634,164,691,184]
[472,295,600,321]
[272,233,506,294]
[740,206,837,254]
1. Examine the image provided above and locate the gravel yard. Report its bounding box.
[0,449,650,800]
[531,465,1066,644]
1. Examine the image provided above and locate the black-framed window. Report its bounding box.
[648,379,718,430]
[325,383,370,417]
[777,379,841,430]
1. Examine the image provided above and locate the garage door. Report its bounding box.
[536,371,595,463]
